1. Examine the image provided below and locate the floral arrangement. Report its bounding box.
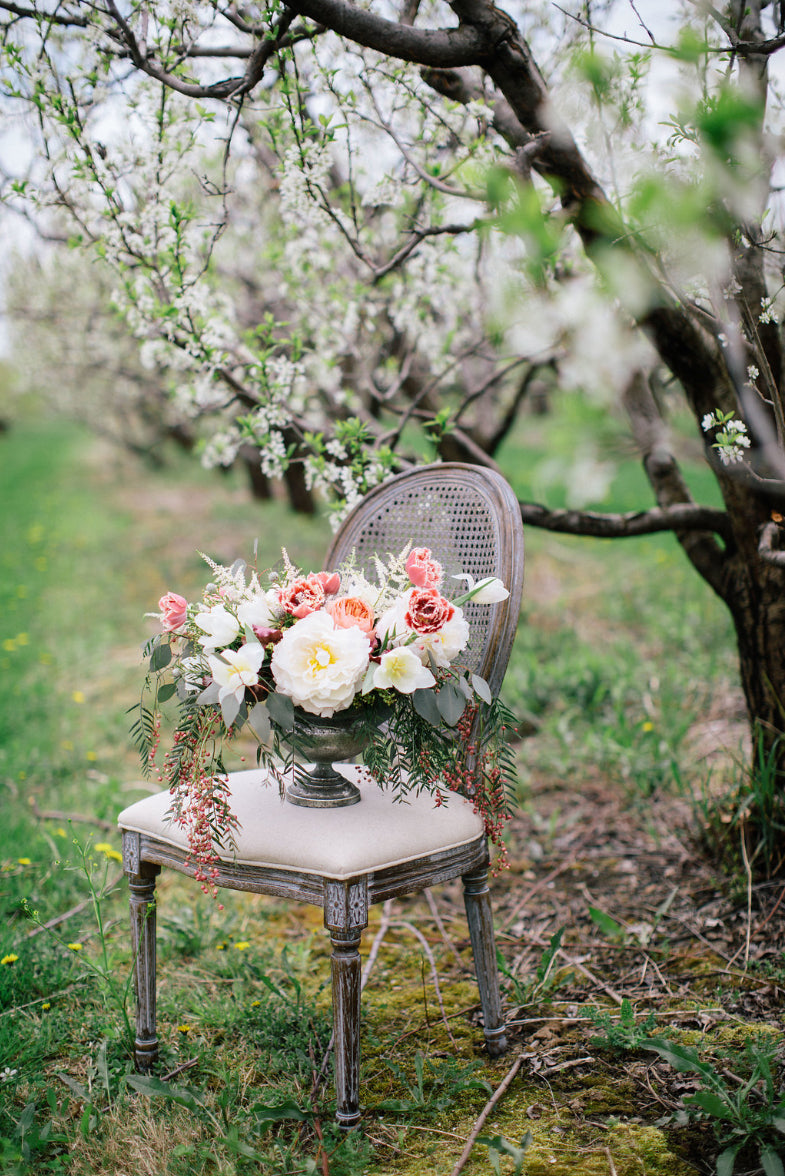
[133,544,518,889]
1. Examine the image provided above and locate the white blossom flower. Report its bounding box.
[194,605,240,650]
[452,574,509,604]
[373,647,435,693]
[271,610,371,716]
[237,593,278,631]
[208,642,265,704]
[409,615,471,669]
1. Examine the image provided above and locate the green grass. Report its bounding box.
[0,416,760,1175]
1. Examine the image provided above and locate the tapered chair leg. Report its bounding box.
[462,865,508,1056]
[329,928,363,1128]
[128,862,161,1071]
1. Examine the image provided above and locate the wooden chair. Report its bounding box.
[118,462,524,1127]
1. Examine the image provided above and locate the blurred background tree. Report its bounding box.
[3,0,785,850]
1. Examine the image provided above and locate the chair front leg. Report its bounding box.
[329,927,363,1127]
[324,878,368,1128]
[462,865,508,1056]
[127,857,161,1071]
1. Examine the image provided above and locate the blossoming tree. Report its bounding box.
[5,0,785,824]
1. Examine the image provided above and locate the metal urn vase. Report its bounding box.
[284,706,379,808]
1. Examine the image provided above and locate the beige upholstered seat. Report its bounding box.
[119,767,484,879]
[119,462,524,1127]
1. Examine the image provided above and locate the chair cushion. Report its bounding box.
[118,767,484,880]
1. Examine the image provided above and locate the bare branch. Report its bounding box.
[283,0,486,66]
[0,0,87,26]
[519,501,732,540]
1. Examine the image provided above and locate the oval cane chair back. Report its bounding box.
[325,463,524,697]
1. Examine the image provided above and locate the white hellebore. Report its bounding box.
[453,574,509,604]
[237,591,278,631]
[409,613,470,669]
[195,604,240,650]
[373,647,435,693]
[271,610,371,717]
[208,642,265,704]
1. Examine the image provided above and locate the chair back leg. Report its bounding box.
[462,866,508,1057]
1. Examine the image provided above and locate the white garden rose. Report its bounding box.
[270,610,371,716]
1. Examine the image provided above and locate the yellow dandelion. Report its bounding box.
[641,721,654,733]
[86,751,97,762]
[177,1024,192,1033]
[250,1000,261,1008]
[38,652,53,665]
[2,639,15,653]
[216,943,227,951]
[16,633,29,647]
[42,1002,51,1011]
[55,828,67,838]
[71,691,85,704]
[94,843,122,862]
[66,943,83,952]
[234,941,250,951]
[17,858,31,867]
[1,954,18,966]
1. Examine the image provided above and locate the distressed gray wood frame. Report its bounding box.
[120,462,525,1128]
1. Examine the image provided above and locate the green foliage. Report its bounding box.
[497,927,571,1007]
[645,1035,785,1176]
[377,1050,491,1115]
[477,1132,532,1175]
[586,999,658,1054]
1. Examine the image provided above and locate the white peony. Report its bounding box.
[271,611,371,717]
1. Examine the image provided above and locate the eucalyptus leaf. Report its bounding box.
[156,681,177,703]
[220,692,241,729]
[266,690,295,731]
[471,673,493,705]
[412,688,442,727]
[436,681,467,727]
[248,703,272,742]
[150,642,172,672]
[197,682,221,706]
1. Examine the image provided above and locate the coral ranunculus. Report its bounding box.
[278,575,326,618]
[327,595,376,635]
[405,547,443,588]
[158,592,188,632]
[270,611,371,716]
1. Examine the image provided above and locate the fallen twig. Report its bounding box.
[160,1057,199,1081]
[448,1051,525,1176]
[25,872,124,939]
[424,888,467,973]
[28,799,115,832]
[392,918,458,1047]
